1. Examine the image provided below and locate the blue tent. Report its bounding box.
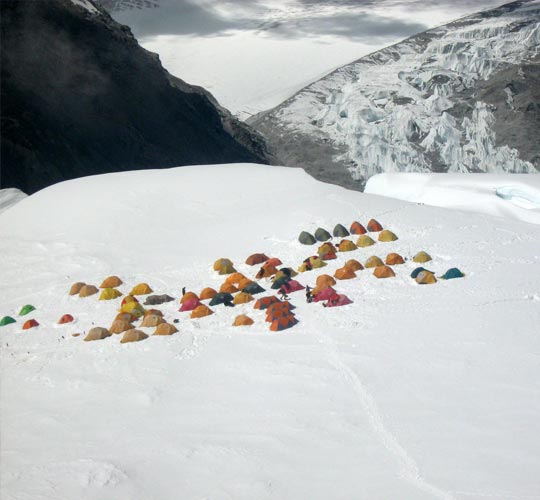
[441,268,464,280]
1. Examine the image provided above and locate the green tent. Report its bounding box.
[411,267,432,279]
[0,316,16,327]
[298,231,316,245]
[271,276,291,289]
[209,293,234,306]
[440,268,465,280]
[314,228,332,242]
[333,224,350,238]
[19,304,35,316]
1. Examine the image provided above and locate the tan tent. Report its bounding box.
[130,283,153,295]
[356,235,376,248]
[84,327,111,341]
[316,274,336,289]
[141,314,165,327]
[144,309,163,318]
[233,314,255,326]
[373,265,395,278]
[317,242,336,256]
[100,276,123,288]
[191,305,214,319]
[79,284,99,297]
[69,282,85,295]
[153,323,178,336]
[378,230,398,242]
[115,312,138,322]
[99,288,122,300]
[120,329,149,343]
[338,239,357,252]
[413,251,432,263]
[345,259,364,272]
[416,270,437,284]
[213,258,236,275]
[233,292,254,305]
[365,256,384,268]
[110,319,134,334]
[199,287,218,300]
[334,267,356,280]
[386,253,405,265]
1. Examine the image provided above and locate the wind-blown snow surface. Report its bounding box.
[365,173,540,224]
[254,0,540,180]
[0,188,27,215]
[110,0,507,119]
[1,164,540,499]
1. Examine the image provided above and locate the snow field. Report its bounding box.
[1,164,540,499]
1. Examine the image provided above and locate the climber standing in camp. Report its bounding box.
[256,266,265,280]
[279,287,290,301]
[305,285,313,303]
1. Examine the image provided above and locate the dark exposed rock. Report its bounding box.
[0,0,268,194]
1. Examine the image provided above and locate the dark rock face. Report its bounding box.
[0,0,267,194]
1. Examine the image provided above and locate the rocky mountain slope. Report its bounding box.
[0,0,267,194]
[251,0,540,190]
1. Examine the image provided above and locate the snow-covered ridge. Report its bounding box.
[262,0,540,182]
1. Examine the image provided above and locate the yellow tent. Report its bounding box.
[338,240,357,252]
[298,256,327,273]
[378,230,398,242]
[233,292,254,305]
[100,275,123,288]
[213,258,236,275]
[233,314,254,326]
[120,329,149,343]
[413,251,432,263]
[416,270,437,284]
[130,283,153,295]
[356,235,376,247]
[365,256,384,268]
[99,288,122,300]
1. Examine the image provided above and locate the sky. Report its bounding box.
[108,0,510,118]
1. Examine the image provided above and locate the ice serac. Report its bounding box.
[0,0,268,194]
[252,0,540,190]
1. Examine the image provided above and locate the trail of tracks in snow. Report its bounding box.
[317,331,455,500]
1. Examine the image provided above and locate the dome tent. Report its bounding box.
[410,267,433,279]
[69,282,85,295]
[58,314,74,324]
[191,305,214,318]
[334,267,356,280]
[365,256,384,268]
[233,292,254,305]
[440,268,465,280]
[180,291,199,304]
[79,285,99,297]
[254,296,281,310]
[213,258,236,275]
[356,235,376,247]
[209,293,234,306]
[242,282,265,295]
[22,319,39,330]
[0,316,16,327]
[179,298,201,312]
[333,224,350,237]
[200,287,218,300]
[386,253,405,265]
[416,270,437,284]
[245,253,269,266]
[84,327,111,341]
[130,283,153,295]
[367,219,383,232]
[378,230,398,242]
[99,288,122,300]
[413,251,432,263]
[233,315,254,327]
[121,329,149,343]
[19,304,35,316]
[373,265,395,279]
[153,323,178,336]
[350,221,367,235]
[99,276,123,288]
[338,239,357,252]
[110,319,134,334]
[298,231,316,245]
[314,227,332,242]
[345,259,363,272]
[141,314,165,327]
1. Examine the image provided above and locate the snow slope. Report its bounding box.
[1,164,540,500]
[110,0,508,119]
[253,0,540,187]
[365,173,540,224]
[0,188,27,215]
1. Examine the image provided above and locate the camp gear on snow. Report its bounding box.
[386,253,405,265]
[0,316,16,326]
[58,314,74,324]
[99,288,122,300]
[153,323,178,335]
[245,253,269,266]
[233,315,254,326]
[84,327,111,341]
[338,239,357,252]
[191,305,214,318]
[69,282,85,295]
[144,294,174,305]
[333,224,350,237]
[367,219,383,232]
[373,265,396,279]
[440,268,465,280]
[99,276,123,288]
[350,221,367,235]
[19,304,35,316]
[413,251,432,263]
[121,329,148,343]
[356,235,376,247]
[298,231,316,245]
[210,293,235,307]
[416,270,437,284]
[365,256,384,268]
[314,228,332,242]
[378,230,398,242]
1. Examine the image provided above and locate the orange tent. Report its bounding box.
[237,278,254,290]
[316,274,336,289]
[100,275,123,288]
[199,287,217,300]
[256,265,278,279]
[269,315,298,331]
[345,259,364,272]
[350,221,367,235]
[373,265,395,278]
[338,239,357,252]
[121,295,139,306]
[153,323,178,335]
[386,253,405,265]
[245,253,269,266]
[191,305,214,318]
[58,314,74,324]
[367,219,383,232]
[79,285,98,297]
[266,302,295,316]
[110,319,134,334]
[23,319,39,330]
[233,292,254,305]
[220,283,238,294]
[254,296,281,310]
[334,267,356,280]
[130,283,153,295]
[180,291,199,304]
[264,257,283,268]
[233,314,255,326]
[225,272,246,285]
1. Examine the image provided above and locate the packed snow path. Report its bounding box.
[1,165,540,499]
